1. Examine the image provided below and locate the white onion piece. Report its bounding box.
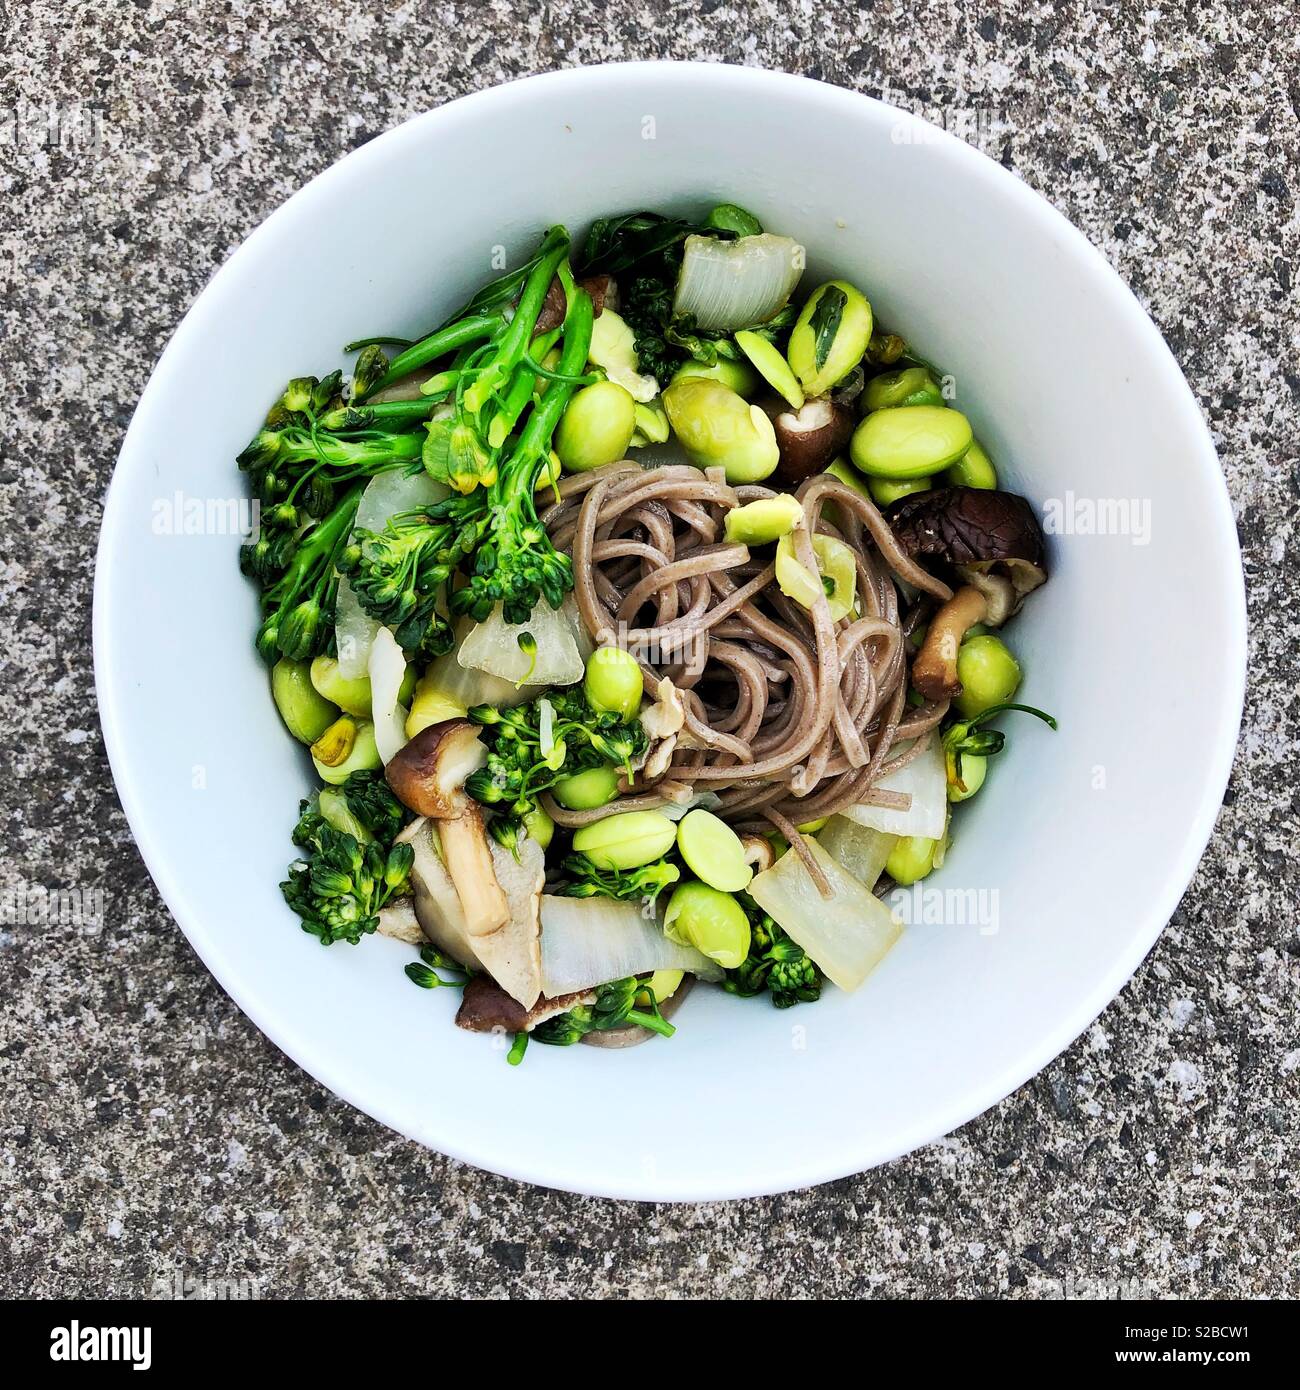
[538,697,556,758]
[355,467,448,533]
[367,626,410,764]
[673,234,804,332]
[335,469,449,677]
[458,599,583,687]
[748,836,903,993]
[842,738,947,839]
[558,592,595,665]
[334,576,379,679]
[417,619,539,715]
[816,816,899,892]
[539,896,723,997]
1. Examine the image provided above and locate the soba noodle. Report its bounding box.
[543,462,954,858]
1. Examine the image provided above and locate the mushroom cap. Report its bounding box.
[886,486,1046,572]
[769,397,856,485]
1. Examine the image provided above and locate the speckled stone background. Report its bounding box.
[2,1,1296,1300]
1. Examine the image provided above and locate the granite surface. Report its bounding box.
[2,1,1296,1299]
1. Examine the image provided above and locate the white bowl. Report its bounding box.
[95,63,1245,1200]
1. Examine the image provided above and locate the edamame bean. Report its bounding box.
[676,810,753,892]
[662,377,779,483]
[522,805,554,851]
[552,765,621,811]
[944,438,998,489]
[273,658,338,743]
[885,835,938,886]
[775,531,857,622]
[311,717,381,784]
[670,357,762,399]
[946,751,988,802]
[663,882,751,969]
[797,817,828,833]
[572,810,677,870]
[723,494,804,545]
[849,404,973,479]
[637,968,684,1008]
[862,366,944,412]
[584,645,644,720]
[555,380,636,472]
[734,330,803,409]
[867,474,932,507]
[954,636,1022,717]
[787,280,874,397]
[705,203,763,237]
[534,450,563,493]
[308,655,371,718]
[317,786,370,841]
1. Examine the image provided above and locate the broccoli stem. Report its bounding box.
[320,398,443,431]
[364,314,502,399]
[462,226,571,416]
[624,1009,675,1039]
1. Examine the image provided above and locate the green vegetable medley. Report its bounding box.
[239,201,1056,1063]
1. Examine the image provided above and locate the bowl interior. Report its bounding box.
[95,65,1244,1199]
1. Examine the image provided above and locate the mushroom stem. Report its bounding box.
[912,585,988,701]
[439,806,510,938]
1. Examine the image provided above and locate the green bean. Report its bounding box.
[272,658,338,744]
[584,646,644,720]
[944,438,999,489]
[555,380,636,472]
[676,810,753,892]
[849,405,973,478]
[885,835,938,886]
[663,882,751,969]
[572,810,677,870]
[552,766,621,811]
[955,636,1022,717]
[311,717,381,784]
[787,280,874,397]
[310,655,372,718]
[862,366,944,413]
[723,494,803,546]
[662,378,779,483]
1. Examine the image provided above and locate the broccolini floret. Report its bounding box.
[724,907,822,1008]
[557,855,680,904]
[464,687,646,825]
[532,977,675,1046]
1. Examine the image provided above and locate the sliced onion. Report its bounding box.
[816,816,898,891]
[539,896,723,997]
[336,468,450,677]
[367,626,410,764]
[842,738,947,840]
[673,234,804,332]
[458,599,583,687]
[748,835,902,992]
[334,576,379,680]
[538,697,556,758]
